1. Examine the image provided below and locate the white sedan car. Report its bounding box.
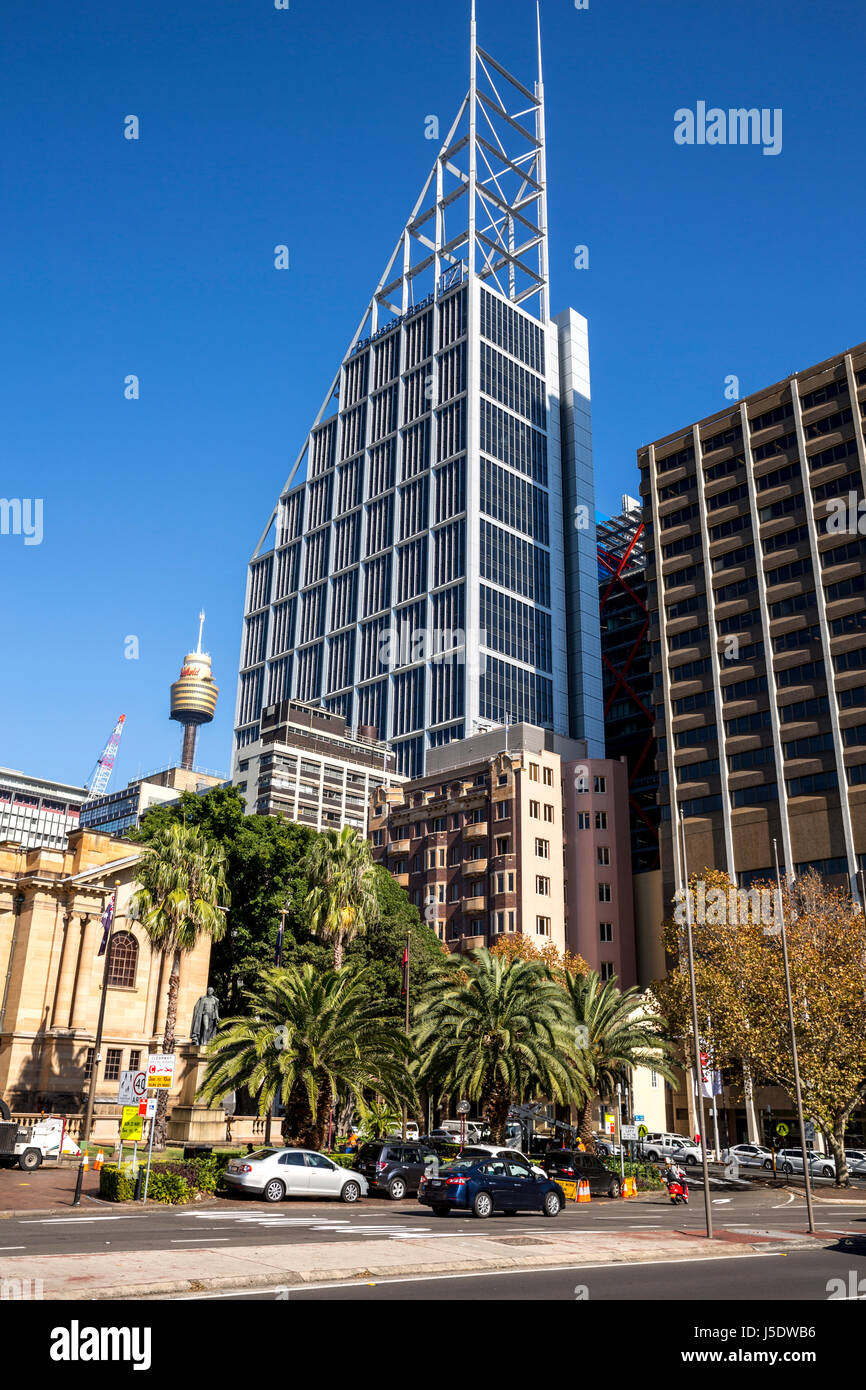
[223,1148,369,1204]
[724,1143,773,1169]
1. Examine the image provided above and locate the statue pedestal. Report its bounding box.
[166,1045,227,1144]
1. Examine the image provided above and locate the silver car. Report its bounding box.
[223,1148,369,1204]
[775,1148,835,1178]
[725,1143,773,1169]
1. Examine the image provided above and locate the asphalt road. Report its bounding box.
[182,1244,866,1300]
[2,1184,865,1258]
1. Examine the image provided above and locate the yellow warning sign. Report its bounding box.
[121,1106,143,1142]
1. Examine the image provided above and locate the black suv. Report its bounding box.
[542,1149,622,1198]
[353,1140,440,1200]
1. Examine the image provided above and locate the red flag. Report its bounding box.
[400,944,409,997]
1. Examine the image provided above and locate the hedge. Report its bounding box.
[99,1152,237,1204]
[603,1157,665,1190]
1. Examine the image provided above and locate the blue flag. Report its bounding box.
[97,894,115,957]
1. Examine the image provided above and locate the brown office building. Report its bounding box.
[640,341,866,911]
[370,723,636,983]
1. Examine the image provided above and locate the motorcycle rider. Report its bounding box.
[663,1155,689,1201]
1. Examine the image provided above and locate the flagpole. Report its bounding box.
[81,881,120,1151]
[678,810,713,1239]
[265,900,288,1147]
[401,933,410,1141]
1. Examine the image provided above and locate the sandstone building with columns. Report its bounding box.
[0,829,212,1124]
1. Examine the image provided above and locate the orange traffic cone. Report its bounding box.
[577,1178,591,1202]
[94,1150,104,1172]
[621,1176,636,1198]
[81,1153,89,1171]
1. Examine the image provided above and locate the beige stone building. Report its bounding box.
[0,829,212,1129]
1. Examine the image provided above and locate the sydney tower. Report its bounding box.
[170,611,219,770]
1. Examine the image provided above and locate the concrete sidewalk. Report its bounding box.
[0,1164,101,1217]
[7,1225,820,1301]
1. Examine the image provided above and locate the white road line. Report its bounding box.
[0,1246,25,1251]
[170,1238,232,1243]
[19,1216,146,1225]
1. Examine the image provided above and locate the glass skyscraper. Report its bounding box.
[233,9,603,780]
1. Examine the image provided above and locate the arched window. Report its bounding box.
[106,931,138,989]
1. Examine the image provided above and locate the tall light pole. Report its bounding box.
[81,880,121,1149]
[773,840,816,1235]
[678,808,713,1239]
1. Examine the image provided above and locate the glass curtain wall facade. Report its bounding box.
[232,16,603,780]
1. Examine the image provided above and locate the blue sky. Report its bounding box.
[2,0,864,790]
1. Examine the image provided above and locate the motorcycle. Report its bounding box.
[667,1176,689,1205]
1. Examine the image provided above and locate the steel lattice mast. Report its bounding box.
[252,0,551,555]
[86,714,126,800]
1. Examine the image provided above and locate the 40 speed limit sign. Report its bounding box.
[146,1053,176,1089]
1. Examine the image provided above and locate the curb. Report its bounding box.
[59,1234,822,1301]
[0,1194,108,1219]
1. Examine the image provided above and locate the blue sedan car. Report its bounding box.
[418,1156,565,1219]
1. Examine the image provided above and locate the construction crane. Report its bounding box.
[85,715,126,800]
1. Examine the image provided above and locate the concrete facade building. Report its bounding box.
[0,768,88,852]
[237,699,403,836]
[79,766,226,839]
[641,341,866,907]
[369,723,635,982]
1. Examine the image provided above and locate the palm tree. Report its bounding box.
[197,963,415,1149]
[356,1097,402,1141]
[565,970,676,1149]
[129,822,229,1147]
[414,947,577,1143]
[303,826,377,969]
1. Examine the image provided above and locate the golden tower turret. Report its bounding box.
[170,610,219,770]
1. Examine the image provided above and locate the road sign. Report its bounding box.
[621,1125,639,1142]
[146,1053,176,1089]
[637,1124,648,1140]
[138,1098,157,1119]
[804,1121,816,1142]
[121,1106,143,1142]
[117,1070,147,1105]
[775,1122,789,1138]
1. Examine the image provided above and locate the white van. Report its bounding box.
[439,1119,485,1144]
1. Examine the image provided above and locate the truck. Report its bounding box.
[0,1100,81,1171]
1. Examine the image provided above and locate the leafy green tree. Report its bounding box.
[132,788,443,1024]
[197,963,415,1149]
[564,970,676,1149]
[128,822,229,1147]
[132,787,322,1008]
[414,947,576,1142]
[303,826,377,969]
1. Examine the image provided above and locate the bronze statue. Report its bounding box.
[190,987,220,1046]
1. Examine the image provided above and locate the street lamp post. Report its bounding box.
[678,809,713,1239]
[773,840,816,1236]
[81,881,121,1150]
